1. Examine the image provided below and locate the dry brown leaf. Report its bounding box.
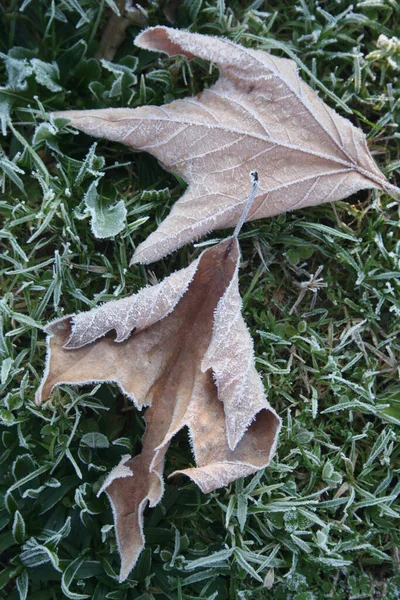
[36,235,281,582]
[54,26,399,264]
[96,0,147,61]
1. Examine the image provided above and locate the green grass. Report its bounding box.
[1,1,400,598]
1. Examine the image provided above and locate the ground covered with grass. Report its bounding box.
[1,1,400,598]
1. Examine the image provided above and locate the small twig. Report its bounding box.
[289,265,327,315]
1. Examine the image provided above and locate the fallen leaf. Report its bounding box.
[36,234,281,582]
[54,27,399,264]
[96,0,147,62]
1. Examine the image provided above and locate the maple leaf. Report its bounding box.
[36,233,281,582]
[53,26,399,264]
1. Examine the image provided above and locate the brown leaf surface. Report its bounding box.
[36,237,281,582]
[54,27,399,264]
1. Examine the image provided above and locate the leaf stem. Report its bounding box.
[382,181,400,200]
[233,171,259,239]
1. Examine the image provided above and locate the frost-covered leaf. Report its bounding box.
[54,26,399,264]
[0,98,11,136]
[81,432,109,449]
[61,556,90,600]
[100,56,138,100]
[12,510,26,544]
[322,460,342,487]
[0,51,62,92]
[75,143,105,185]
[1,357,14,384]
[32,122,59,152]
[0,51,34,90]
[31,58,62,92]
[20,538,61,571]
[82,179,127,238]
[57,39,87,81]
[36,235,281,582]
[16,570,29,600]
[0,154,25,193]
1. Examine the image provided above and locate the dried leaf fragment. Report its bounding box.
[54,27,399,263]
[36,236,281,582]
[96,0,147,62]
